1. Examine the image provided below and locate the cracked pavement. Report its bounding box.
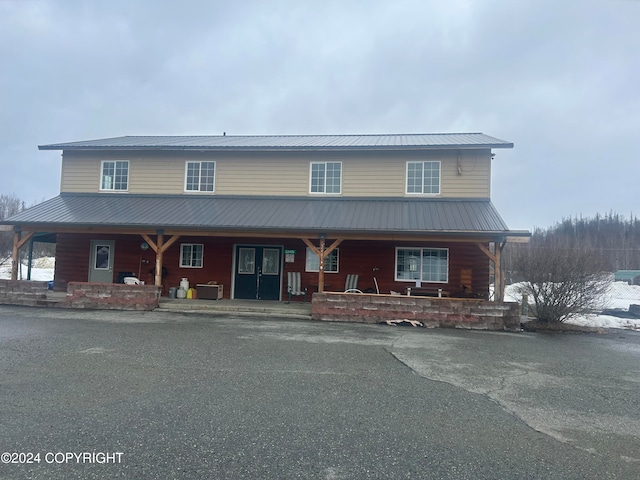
[1,305,639,479]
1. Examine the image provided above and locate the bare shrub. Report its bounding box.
[512,237,611,323]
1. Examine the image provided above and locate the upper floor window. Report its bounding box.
[310,162,341,194]
[100,160,129,191]
[180,243,204,268]
[185,161,215,192]
[395,247,448,283]
[305,247,339,273]
[406,161,440,195]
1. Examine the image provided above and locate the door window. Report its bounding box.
[94,245,111,269]
[262,248,280,275]
[238,248,255,274]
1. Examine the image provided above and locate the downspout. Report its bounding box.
[27,236,35,280]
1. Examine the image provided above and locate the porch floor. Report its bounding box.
[156,297,312,319]
[45,292,311,318]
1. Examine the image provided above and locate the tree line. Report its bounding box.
[505,211,640,277]
[0,193,54,261]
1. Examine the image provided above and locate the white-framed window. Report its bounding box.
[180,244,204,268]
[305,247,339,273]
[395,247,448,283]
[100,160,129,191]
[185,161,215,192]
[310,161,342,194]
[406,161,440,195]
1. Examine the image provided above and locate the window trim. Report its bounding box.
[394,247,449,283]
[184,160,216,193]
[305,247,339,273]
[180,243,204,268]
[405,160,441,195]
[309,161,342,195]
[99,160,129,192]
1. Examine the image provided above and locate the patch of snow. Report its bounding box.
[0,256,55,281]
[506,281,640,331]
[566,314,640,331]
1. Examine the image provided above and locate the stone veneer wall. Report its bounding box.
[312,292,521,331]
[65,282,161,311]
[0,280,49,306]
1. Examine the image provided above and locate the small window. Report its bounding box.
[310,162,341,194]
[406,161,440,195]
[100,160,129,191]
[180,244,204,268]
[395,247,448,283]
[185,161,215,192]
[305,247,339,273]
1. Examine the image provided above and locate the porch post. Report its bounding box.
[10,229,35,281]
[141,232,180,294]
[475,241,500,302]
[494,243,502,302]
[498,241,507,302]
[155,234,164,288]
[301,237,342,295]
[318,236,326,292]
[11,231,19,280]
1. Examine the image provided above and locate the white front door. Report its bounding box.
[89,240,115,283]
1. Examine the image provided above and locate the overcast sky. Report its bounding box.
[1,0,638,231]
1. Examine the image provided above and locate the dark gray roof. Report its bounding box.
[39,133,513,151]
[2,193,526,238]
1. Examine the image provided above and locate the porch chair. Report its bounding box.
[344,274,362,293]
[287,272,307,303]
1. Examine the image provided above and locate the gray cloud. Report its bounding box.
[1,0,638,229]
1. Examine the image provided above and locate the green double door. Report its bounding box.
[234,246,282,300]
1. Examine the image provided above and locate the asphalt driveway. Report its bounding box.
[1,305,639,479]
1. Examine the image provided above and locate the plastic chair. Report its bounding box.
[287,272,307,303]
[344,274,362,293]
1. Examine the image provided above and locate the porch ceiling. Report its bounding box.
[2,193,529,240]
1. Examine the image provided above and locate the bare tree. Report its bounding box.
[0,194,25,259]
[512,237,611,323]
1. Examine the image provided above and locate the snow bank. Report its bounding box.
[0,257,55,281]
[506,281,640,331]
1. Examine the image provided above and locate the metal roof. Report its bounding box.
[2,193,527,237]
[39,133,513,151]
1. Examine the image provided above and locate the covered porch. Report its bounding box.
[1,193,529,305]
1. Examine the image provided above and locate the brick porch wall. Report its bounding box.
[0,280,49,306]
[311,292,521,332]
[65,282,161,311]
[0,280,161,310]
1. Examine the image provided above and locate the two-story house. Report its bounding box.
[2,133,529,301]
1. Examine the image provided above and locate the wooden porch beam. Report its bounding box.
[301,237,343,293]
[301,238,343,257]
[16,231,36,250]
[141,233,180,288]
[16,224,505,243]
[476,242,497,264]
[476,241,507,302]
[10,231,36,280]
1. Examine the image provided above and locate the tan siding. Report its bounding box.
[60,149,491,198]
[60,154,101,192]
[216,155,309,195]
[441,152,491,198]
[131,156,184,194]
[345,150,490,197]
